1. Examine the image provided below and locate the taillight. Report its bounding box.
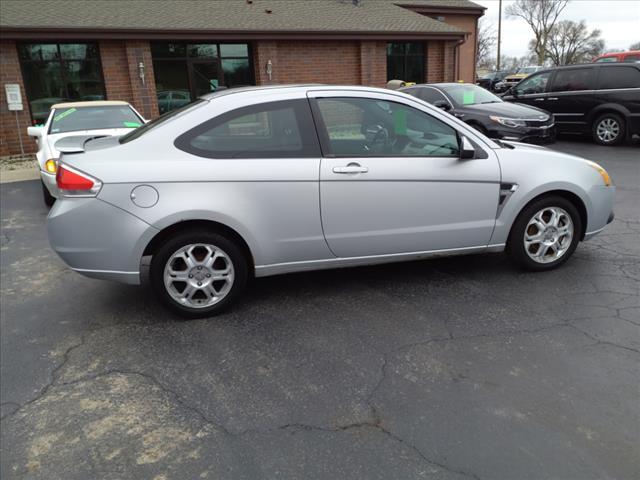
[56,165,102,197]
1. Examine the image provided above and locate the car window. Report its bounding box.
[623,54,640,62]
[549,68,596,92]
[49,105,143,134]
[120,99,206,144]
[595,57,618,63]
[597,66,640,89]
[514,72,551,95]
[315,97,459,158]
[412,87,449,105]
[175,99,320,159]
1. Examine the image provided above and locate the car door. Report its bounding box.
[504,71,553,108]
[545,67,597,133]
[307,90,501,258]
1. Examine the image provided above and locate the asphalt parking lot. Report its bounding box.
[1,138,638,480]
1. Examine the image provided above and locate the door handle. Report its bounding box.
[333,163,369,174]
[548,97,559,101]
[534,98,545,102]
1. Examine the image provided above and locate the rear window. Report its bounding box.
[597,66,640,89]
[49,105,143,134]
[119,99,206,144]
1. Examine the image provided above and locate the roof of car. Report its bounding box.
[52,100,131,109]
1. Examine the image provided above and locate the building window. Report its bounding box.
[17,43,105,124]
[151,43,254,114]
[387,42,425,83]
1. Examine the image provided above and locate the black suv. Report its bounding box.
[502,63,640,145]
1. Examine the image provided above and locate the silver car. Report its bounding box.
[47,85,615,318]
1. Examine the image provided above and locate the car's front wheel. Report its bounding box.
[592,113,625,146]
[508,196,582,271]
[150,230,248,318]
[42,181,55,207]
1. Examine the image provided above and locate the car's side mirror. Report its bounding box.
[459,136,475,159]
[433,100,452,112]
[27,126,43,137]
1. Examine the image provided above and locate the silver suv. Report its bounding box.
[48,85,615,318]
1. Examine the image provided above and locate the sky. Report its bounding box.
[474,0,640,58]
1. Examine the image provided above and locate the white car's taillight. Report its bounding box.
[56,165,102,197]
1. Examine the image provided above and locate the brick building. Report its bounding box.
[0,0,484,155]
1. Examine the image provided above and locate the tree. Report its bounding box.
[476,18,496,69]
[546,20,605,65]
[506,0,569,65]
[630,41,640,51]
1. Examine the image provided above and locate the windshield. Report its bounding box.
[441,84,503,106]
[119,99,206,144]
[520,66,539,74]
[49,106,143,134]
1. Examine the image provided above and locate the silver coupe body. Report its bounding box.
[47,85,615,317]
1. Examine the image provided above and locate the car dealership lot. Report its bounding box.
[1,139,638,479]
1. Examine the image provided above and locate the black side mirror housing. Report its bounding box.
[433,100,452,111]
[459,136,476,159]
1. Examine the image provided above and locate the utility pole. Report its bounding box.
[496,0,502,70]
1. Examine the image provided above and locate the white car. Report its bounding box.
[27,100,145,206]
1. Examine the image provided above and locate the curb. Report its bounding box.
[0,169,40,184]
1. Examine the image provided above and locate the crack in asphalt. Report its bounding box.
[0,336,85,422]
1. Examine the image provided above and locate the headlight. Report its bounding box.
[44,159,57,174]
[489,116,526,128]
[586,161,612,186]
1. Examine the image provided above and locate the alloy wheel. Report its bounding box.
[596,118,620,143]
[523,207,574,264]
[164,243,235,308]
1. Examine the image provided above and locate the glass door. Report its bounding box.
[189,61,220,98]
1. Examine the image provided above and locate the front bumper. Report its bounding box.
[47,197,158,285]
[40,170,58,198]
[490,124,556,145]
[583,185,616,241]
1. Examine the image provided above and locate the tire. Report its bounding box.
[507,195,582,271]
[42,181,55,207]
[150,229,249,319]
[592,113,626,146]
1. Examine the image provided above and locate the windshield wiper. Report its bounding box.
[480,100,501,104]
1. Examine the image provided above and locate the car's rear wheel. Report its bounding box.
[42,181,55,207]
[508,196,582,271]
[592,113,625,146]
[150,230,248,318]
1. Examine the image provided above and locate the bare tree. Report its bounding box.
[476,18,496,69]
[546,20,605,65]
[630,41,640,51]
[506,0,569,65]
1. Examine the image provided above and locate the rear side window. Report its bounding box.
[624,54,640,62]
[597,66,640,89]
[549,68,596,92]
[175,99,320,158]
[595,57,618,63]
[413,87,449,105]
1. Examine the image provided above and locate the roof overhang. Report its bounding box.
[395,4,485,17]
[0,27,466,42]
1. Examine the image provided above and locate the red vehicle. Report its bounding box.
[593,51,640,63]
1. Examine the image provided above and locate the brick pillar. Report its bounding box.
[443,41,457,82]
[125,41,159,119]
[360,41,386,87]
[100,41,135,105]
[426,41,444,83]
[0,40,36,156]
[253,41,279,85]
